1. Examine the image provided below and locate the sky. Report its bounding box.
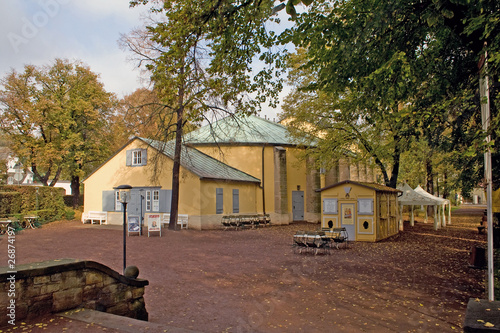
[0,0,285,120]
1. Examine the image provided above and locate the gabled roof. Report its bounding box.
[183,114,301,146]
[317,180,401,193]
[140,138,261,184]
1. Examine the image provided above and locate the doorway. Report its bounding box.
[340,203,356,241]
[292,191,304,221]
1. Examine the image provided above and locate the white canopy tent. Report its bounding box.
[397,183,449,230]
[414,185,451,227]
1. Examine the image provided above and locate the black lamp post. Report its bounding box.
[117,184,132,273]
[140,189,144,236]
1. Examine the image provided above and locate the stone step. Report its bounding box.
[59,308,201,333]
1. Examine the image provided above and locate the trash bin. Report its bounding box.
[494,227,500,249]
[469,246,486,268]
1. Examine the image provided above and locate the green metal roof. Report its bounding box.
[183,115,300,146]
[140,138,261,184]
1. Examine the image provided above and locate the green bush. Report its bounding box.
[0,185,66,222]
[64,208,76,220]
[0,192,21,216]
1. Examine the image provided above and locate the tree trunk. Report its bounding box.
[71,175,80,208]
[169,66,186,231]
[442,171,449,199]
[169,106,183,230]
[388,134,402,189]
[426,157,434,216]
[426,158,434,194]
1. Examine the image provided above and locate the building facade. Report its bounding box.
[83,115,375,229]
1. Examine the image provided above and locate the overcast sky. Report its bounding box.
[0,0,285,120]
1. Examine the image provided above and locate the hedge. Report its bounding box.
[0,185,66,222]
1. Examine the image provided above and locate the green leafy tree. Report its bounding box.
[283,0,500,190]
[281,48,416,188]
[0,59,116,207]
[124,0,287,228]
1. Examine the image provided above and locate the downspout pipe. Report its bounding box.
[262,144,266,215]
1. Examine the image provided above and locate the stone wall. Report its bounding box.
[0,259,148,327]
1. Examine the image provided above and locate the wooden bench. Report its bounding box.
[162,214,189,229]
[82,211,107,225]
[221,214,270,230]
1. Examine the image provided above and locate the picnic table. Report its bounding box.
[293,228,349,254]
[23,216,38,229]
[221,214,270,230]
[0,218,16,235]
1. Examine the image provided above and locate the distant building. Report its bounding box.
[0,147,71,194]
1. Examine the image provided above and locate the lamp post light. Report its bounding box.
[117,184,132,273]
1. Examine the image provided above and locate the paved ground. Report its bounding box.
[0,205,488,332]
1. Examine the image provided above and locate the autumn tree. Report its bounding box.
[111,87,199,150]
[282,0,500,191]
[281,48,416,188]
[0,59,116,207]
[123,0,287,228]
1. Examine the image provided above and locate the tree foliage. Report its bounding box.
[282,0,500,190]
[124,0,288,228]
[0,59,116,206]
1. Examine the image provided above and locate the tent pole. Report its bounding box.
[443,204,446,226]
[433,205,439,230]
[448,203,451,225]
[399,203,404,231]
[410,205,414,227]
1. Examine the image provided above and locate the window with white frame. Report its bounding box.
[146,191,151,211]
[132,150,142,166]
[153,190,159,211]
[126,148,147,167]
[115,191,122,211]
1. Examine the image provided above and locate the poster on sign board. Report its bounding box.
[128,216,140,235]
[146,213,161,237]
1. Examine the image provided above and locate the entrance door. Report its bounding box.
[128,190,145,227]
[340,203,355,241]
[292,191,304,221]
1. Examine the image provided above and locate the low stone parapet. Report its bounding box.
[0,259,148,327]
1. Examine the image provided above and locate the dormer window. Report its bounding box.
[126,148,147,166]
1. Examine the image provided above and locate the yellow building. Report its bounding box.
[83,115,376,229]
[319,180,401,242]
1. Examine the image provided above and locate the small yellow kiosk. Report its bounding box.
[318,180,401,242]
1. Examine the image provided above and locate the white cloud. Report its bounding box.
[0,0,147,98]
[0,0,287,118]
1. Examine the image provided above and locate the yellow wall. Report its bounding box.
[195,145,311,220]
[285,147,307,212]
[83,139,202,223]
[493,188,500,213]
[199,180,258,215]
[83,139,261,228]
[194,145,271,213]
